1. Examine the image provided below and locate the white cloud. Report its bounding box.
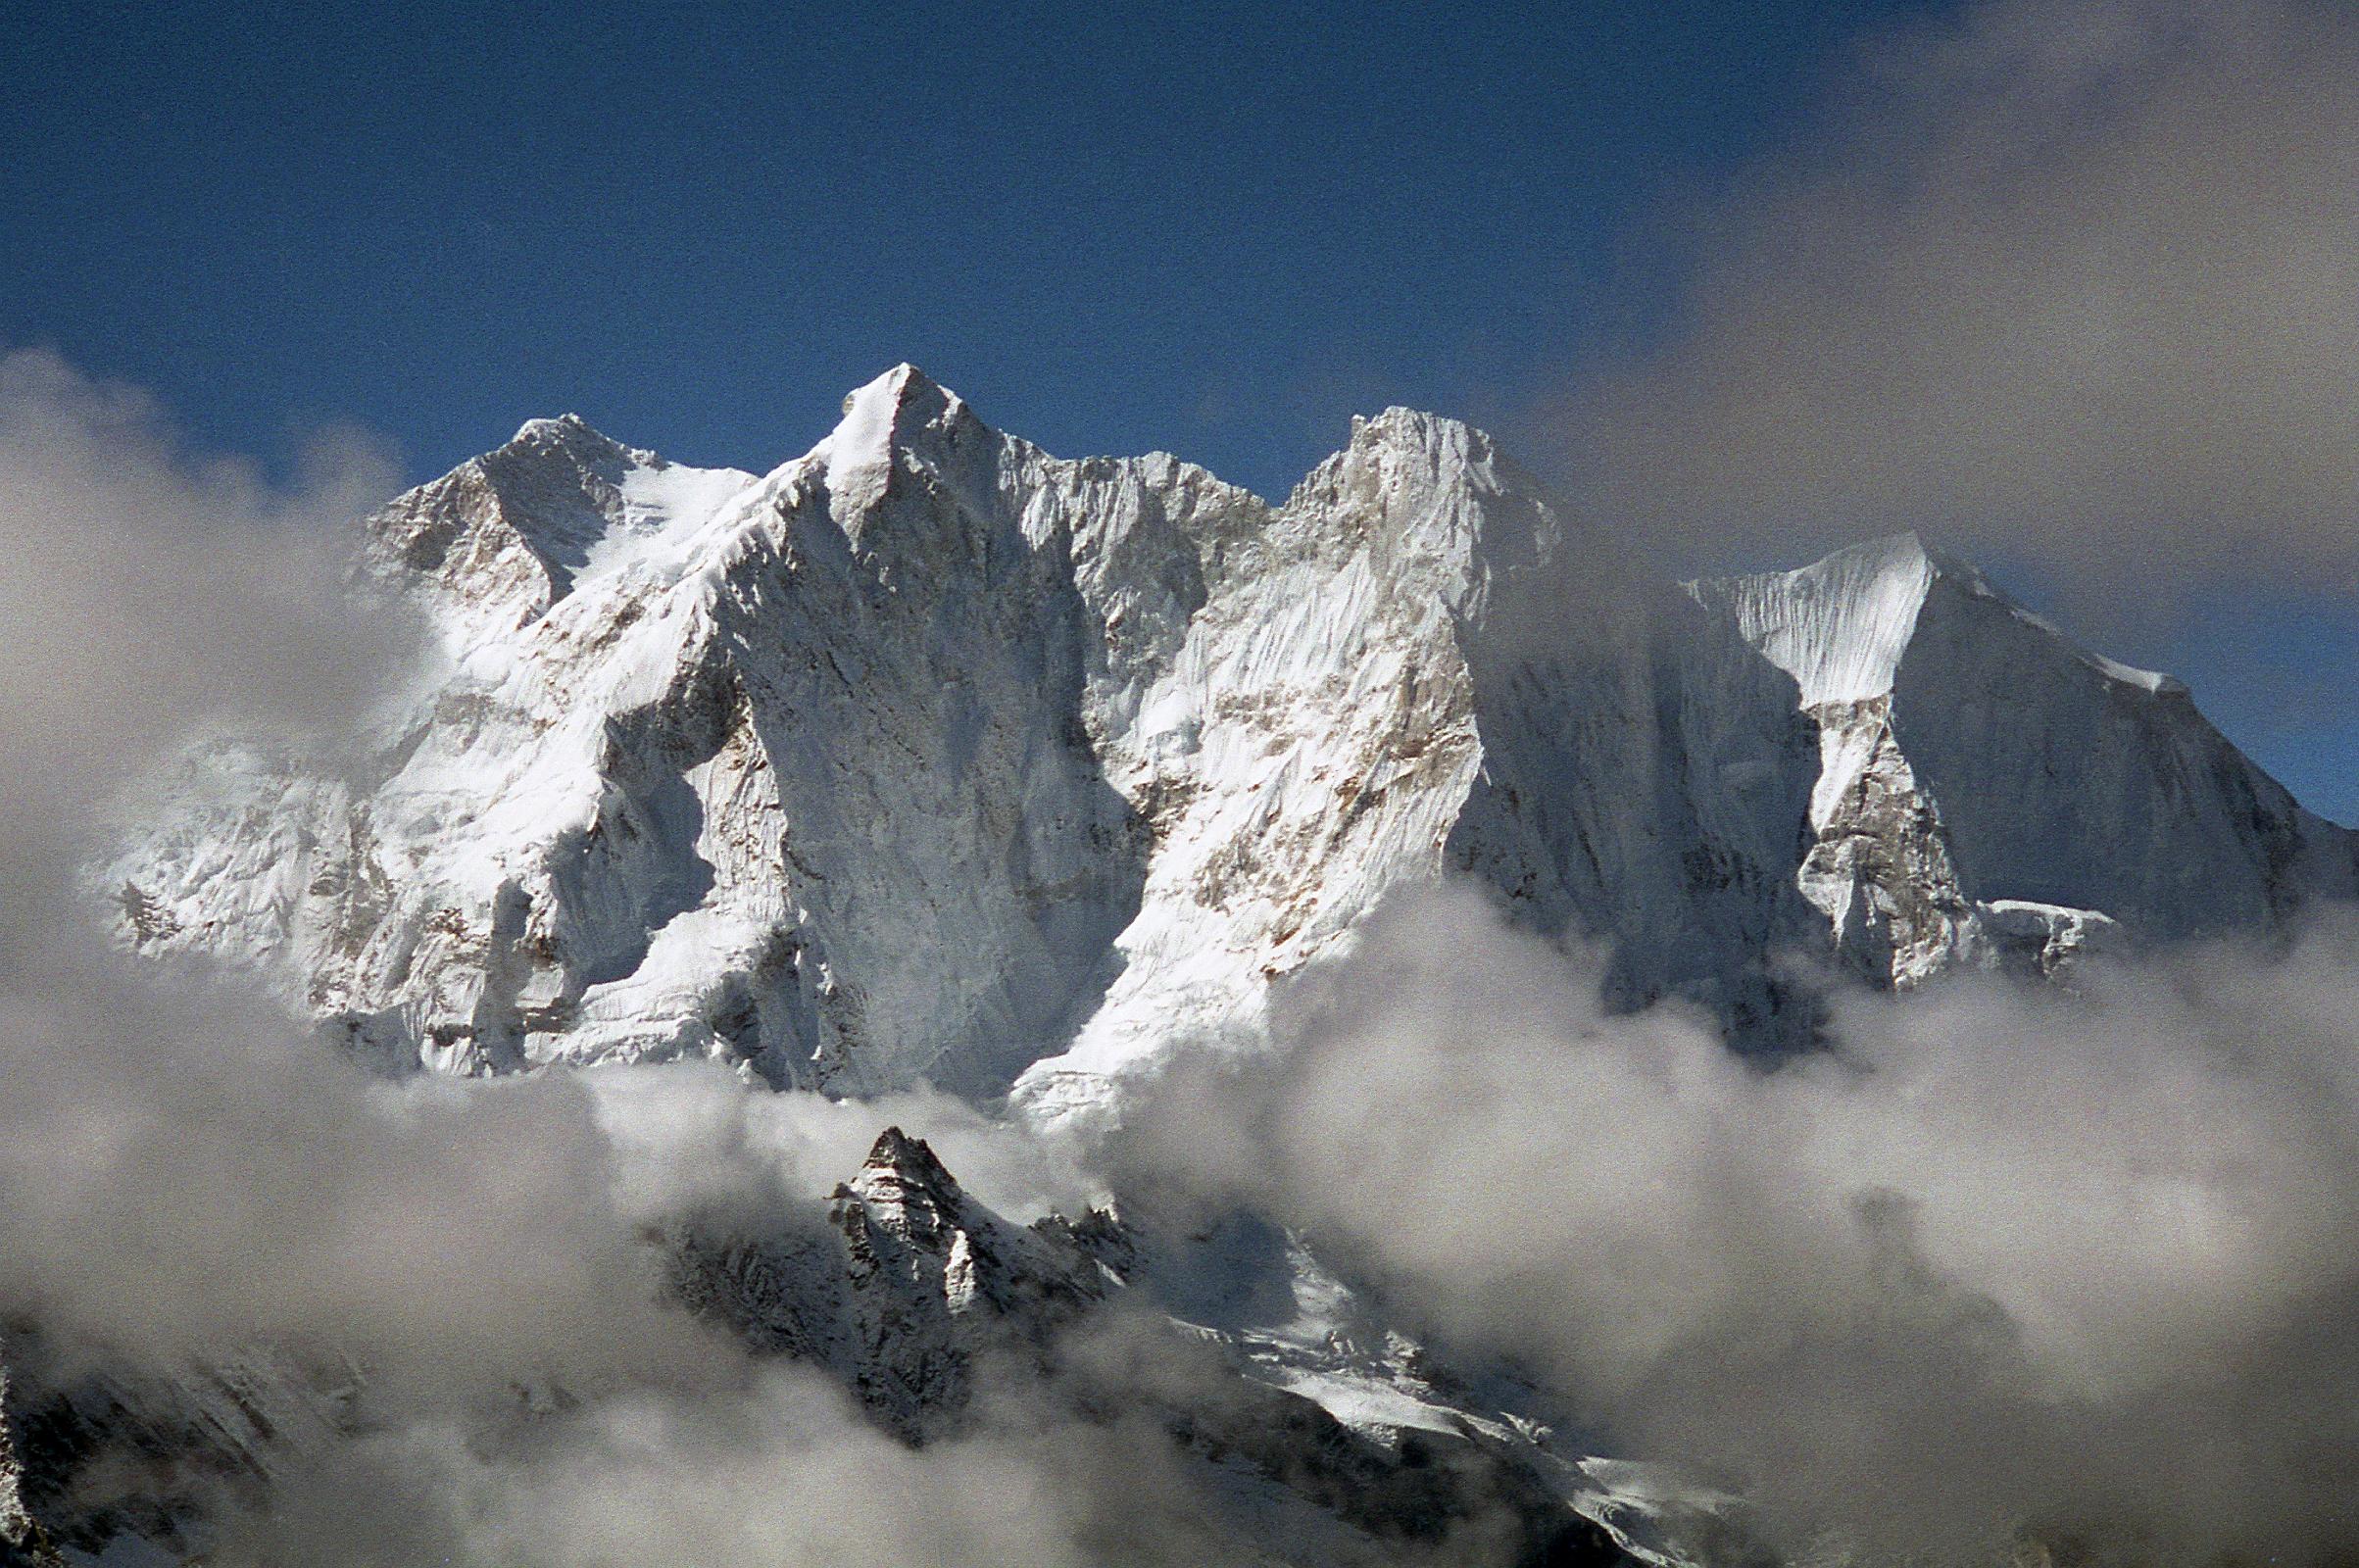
[1557,0,2359,618]
[1118,883,2359,1564]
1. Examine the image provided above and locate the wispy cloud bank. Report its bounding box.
[0,348,416,940]
[0,354,1261,1566]
[1559,0,2359,617]
[1118,882,2359,1564]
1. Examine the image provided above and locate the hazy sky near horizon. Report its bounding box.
[5,0,2356,820]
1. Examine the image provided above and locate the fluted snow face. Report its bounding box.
[107,371,2359,1108]
[1691,533,2357,987]
[1704,530,1943,707]
[1018,410,1578,1113]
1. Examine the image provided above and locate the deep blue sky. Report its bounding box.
[5,0,1924,492]
[7,0,2354,820]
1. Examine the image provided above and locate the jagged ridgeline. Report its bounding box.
[109,366,2358,1113]
[21,367,2356,1568]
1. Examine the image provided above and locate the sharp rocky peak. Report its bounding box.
[463,368,1555,583]
[845,1128,967,1219]
[1290,405,1497,506]
[837,362,957,424]
[492,410,660,475]
[1351,404,1492,456]
[507,410,605,447]
[859,1125,951,1179]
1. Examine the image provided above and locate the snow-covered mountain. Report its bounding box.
[55,366,2359,1564]
[109,366,2359,1116]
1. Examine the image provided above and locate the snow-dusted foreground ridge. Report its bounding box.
[111,366,2358,1112]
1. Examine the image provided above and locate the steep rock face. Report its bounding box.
[365,412,758,644]
[0,1339,351,1563]
[1691,534,2357,988]
[0,1134,1119,1557]
[119,369,1215,1092]
[1023,410,1578,1109]
[0,1361,60,1568]
[84,371,2359,1567]
[109,372,2359,1107]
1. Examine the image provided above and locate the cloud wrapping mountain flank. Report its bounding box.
[0,348,419,944]
[1561,0,2359,610]
[0,348,677,1390]
[11,4,2359,1537]
[11,0,2359,1561]
[0,353,1276,1567]
[211,1361,1253,1568]
[1118,883,2359,1564]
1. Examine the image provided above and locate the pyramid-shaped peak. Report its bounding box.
[865,1123,933,1165]
[1693,530,2187,709]
[485,412,669,487]
[1689,532,1958,708]
[844,1126,976,1246]
[506,411,626,452]
[820,365,995,511]
[857,1126,959,1191]
[842,362,946,409]
[1807,530,1988,593]
[1825,527,1932,566]
[834,364,978,443]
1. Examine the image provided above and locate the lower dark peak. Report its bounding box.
[862,1125,950,1180]
[853,1127,969,1219]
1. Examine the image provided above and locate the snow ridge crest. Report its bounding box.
[105,368,2359,1110]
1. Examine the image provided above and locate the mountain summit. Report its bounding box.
[109,370,2359,1113]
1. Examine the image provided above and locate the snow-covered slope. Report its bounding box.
[79,368,2359,1565]
[1690,532,2356,987]
[108,369,2359,1113]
